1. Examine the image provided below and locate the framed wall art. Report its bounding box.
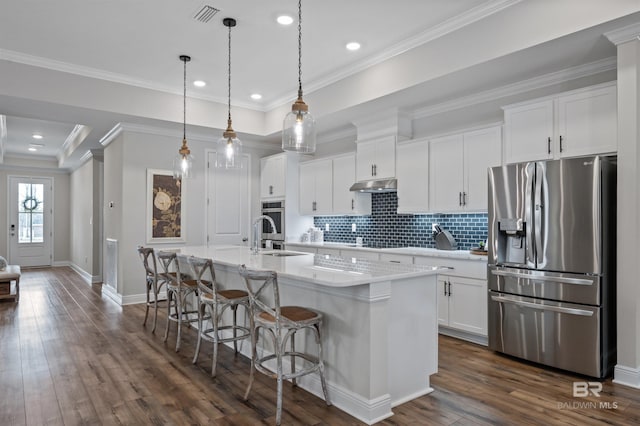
[146,169,185,243]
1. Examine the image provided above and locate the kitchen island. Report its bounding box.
[170,245,441,425]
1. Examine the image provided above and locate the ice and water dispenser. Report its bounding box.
[496,218,526,265]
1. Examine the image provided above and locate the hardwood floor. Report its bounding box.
[0,267,638,425]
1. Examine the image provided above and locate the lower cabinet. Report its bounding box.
[437,275,487,337]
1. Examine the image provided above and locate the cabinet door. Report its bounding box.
[463,126,502,211]
[504,99,554,163]
[437,275,450,326]
[299,162,316,215]
[373,136,396,179]
[557,85,617,158]
[448,276,487,336]
[313,159,333,214]
[332,154,371,215]
[397,140,429,213]
[429,134,464,212]
[261,155,285,199]
[356,141,377,181]
[379,253,413,264]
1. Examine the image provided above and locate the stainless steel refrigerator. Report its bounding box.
[487,156,616,378]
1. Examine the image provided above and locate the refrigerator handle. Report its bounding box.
[525,163,536,267]
[534,164,545,268]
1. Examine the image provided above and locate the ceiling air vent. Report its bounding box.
[193,5,220,23]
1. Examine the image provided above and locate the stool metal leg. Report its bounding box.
[193,302,204,364]
[143,279,151,327]
[291,331,297,386]
[164,290,173,343]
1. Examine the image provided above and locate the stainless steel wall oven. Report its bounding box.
[261,201,285,244]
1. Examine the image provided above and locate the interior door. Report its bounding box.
[8,176,53,266]
[206,152,250,246]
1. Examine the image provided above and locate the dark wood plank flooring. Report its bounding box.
[1,267,638,425]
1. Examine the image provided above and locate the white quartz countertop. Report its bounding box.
[286,242,488,261]
[162,245,441,287]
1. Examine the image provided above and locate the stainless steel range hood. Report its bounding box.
[349,178,397,192]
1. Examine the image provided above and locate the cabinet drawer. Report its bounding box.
[339,249,380,261]
[317,248,341,256]
[414,256,486,279]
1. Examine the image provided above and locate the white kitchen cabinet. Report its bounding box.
[503,83,617,164]
[287,245,317,254]
[299,159,333,215]
[396,139,429,213]
[332,154,371,215]
[356,136,396,181]
[415,256,487,341]
[260,154,286,199]
[557,84,617,158]
[317,247,341,256]
[437,275,487,336]
[429,126,501,213]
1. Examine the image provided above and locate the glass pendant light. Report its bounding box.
[215,17,243,168]
[173,55,194,180]
[282,0,316,153]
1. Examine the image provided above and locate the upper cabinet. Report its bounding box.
[299,159,333,215]
[356,136,396,181]
[260,154,286,199]
[332,154,371,215]
[429,126,502,213]
[299,154,371,216]
[397,139,429,213]
[503,83,617,164]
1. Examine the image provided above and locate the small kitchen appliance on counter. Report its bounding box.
[432,225,457,250]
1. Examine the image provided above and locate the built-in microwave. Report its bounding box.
[261,201,284,243]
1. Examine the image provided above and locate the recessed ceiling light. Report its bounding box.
[32,134,43,139]
[193,80,206,87]
[346,42,361,51]
[277,15,294,25]
[28,147,37,152]
[250,93,262,100]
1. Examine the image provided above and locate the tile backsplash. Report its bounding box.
[313,192,487,250]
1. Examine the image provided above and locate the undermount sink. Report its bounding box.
[262,251,308,257]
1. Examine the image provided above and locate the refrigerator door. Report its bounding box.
[488,291,603,377]
[535,157,602,274]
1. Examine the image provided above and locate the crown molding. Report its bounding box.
[99,123,124,148]
[0,154,71,173]
[412,56,616,120]
[0,48,262,112]
[317,126,356,145]
[265,0,523,110]
[604,22,640,46]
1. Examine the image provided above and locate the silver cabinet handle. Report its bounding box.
[371,164,374,176]
[448,281,452,296]
[443,281,447,296]
[491,269,594,286]
[559,135,563,153]
[463,192,467,206]
[459,192,462,206]
[312,201,317,211]
[547,137,551,154]
[490,294,594,316]
[351,199,355,210]
[269,185,273,195]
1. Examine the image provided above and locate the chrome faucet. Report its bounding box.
[252,215,277,254]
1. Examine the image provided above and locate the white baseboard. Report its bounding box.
[121,291,167,306]
[613,365,640,388]
[68,262,102,284]
[52,260,70,267]
[102,283,122,305]
[438,327,488,346]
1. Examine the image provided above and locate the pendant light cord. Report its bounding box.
[297,0,303,99]
[228,22,232,123]
[183,57,187,141]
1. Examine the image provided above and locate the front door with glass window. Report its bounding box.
[8,176,53,267]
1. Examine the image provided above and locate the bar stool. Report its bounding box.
[189,256,251,377]
[157,251,199,352]
[238,265,331,425]
[137,246,166,333]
